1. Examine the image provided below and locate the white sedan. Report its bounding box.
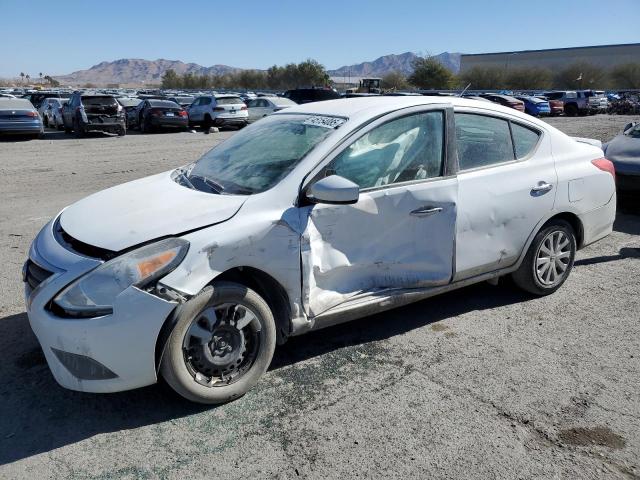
[24,97,616,403]
[245,96,297,122]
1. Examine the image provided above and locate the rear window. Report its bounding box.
[312,90,340,101]
[81,96,117,107]
[216,97,244,105]
[455,113,515,170]
[0,98,34,110]
[511,123,540,158]
[148,100,179,108]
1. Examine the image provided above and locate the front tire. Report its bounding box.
[160,282,276,404]
[511,220,576,296]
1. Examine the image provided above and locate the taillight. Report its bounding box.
[592,158,615,180]
[241,105,247,110]
[27,111,38,117]
[178,110,188,117]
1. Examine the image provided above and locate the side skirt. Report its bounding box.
[303,265,520,333]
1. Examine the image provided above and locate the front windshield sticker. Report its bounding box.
[303,116,346,129]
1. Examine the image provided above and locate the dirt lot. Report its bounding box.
[0,115,639,479]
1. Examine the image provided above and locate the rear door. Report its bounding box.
[301,106,458,317]
[453,110,556,280]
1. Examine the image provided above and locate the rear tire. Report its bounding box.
[73,118,84,138]
[511,220,576,296]
[564,103,578,117]
[160,282,276,404]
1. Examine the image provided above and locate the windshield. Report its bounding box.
[184,114,345,194]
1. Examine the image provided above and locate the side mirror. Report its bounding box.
[623,122,637,134]
[306,175,359,205]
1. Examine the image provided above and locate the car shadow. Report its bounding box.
[0,282,530,465]
[575,247,640,266]
[613,212,640,235]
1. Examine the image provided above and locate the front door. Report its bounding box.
[301,107,458,317]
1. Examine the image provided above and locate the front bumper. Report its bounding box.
[24,218,177,393]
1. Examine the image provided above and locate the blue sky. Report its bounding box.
[1,0,638,78]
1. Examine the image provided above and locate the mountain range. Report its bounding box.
[54,52,461,86]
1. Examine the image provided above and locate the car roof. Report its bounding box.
[279,96,549,129]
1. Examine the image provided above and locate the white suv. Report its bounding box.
[187,95,248,129]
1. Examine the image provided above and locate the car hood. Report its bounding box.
[60,170,247,251]
[605,134,640,174]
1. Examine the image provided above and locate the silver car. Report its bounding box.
[24,97,616,404]
[187,94,248,129]
[41,98,68,129]
[246,96,297,122]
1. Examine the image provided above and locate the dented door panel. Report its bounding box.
[454,131,557,280]
[301,178,458,317]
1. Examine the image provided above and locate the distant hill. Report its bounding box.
[54,52,462,86]
[54,58,242,86]
[327,52,461,78]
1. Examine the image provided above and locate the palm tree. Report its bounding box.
[39,72,43,84]
[25,74,30,85]
[20,72,25,84]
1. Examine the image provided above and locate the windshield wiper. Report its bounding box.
[189,174,225,194]
[174,169,196,190]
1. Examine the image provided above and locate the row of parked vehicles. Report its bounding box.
[0,85,620,139]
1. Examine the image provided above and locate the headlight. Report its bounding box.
[54,238,189,317]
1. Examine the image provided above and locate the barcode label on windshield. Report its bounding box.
[303,116,346,129]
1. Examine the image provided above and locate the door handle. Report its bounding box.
[531,182,553,194]
[410,206,443,217]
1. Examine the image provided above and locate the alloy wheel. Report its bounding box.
[535,230,572,287]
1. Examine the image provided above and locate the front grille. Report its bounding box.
[24,259,53,290]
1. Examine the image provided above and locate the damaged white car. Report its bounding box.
[24,97,616,404]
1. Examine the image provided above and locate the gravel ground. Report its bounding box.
[0,116,639,479]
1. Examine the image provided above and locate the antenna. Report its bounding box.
[459,83,471,97]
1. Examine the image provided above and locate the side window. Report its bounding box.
[511,123,540,158]
[202,97,212,106]
[455,113,515,170]
[329,111,444,189]
[246,99,257,107]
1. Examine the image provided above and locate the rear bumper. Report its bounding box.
[150,117,188,128]
[0,121,43,135]
[213,117,248,126]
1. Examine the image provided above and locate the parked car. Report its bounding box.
[117,97,142,129]
[283,87,341,104]
[134,99,189,133]
[514,95,551,117]
[42,98,68,129]
[584,90,609,114]
[246,96,296,122]
[0,97,43,138]
[167,96,195,109]
[535,95,564,116]
[603,121,640,196]
[22,91,66,110]
[62,93,126,137]
[24,97,616,404]
[544,91,589,116]
[188,95,248,129]
[479,93,525,112]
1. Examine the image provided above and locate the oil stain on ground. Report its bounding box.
[558,426,626,449]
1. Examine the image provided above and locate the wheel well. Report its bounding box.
[154,267,292,374]
[545,212,584,248]
[211,267,292,344]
